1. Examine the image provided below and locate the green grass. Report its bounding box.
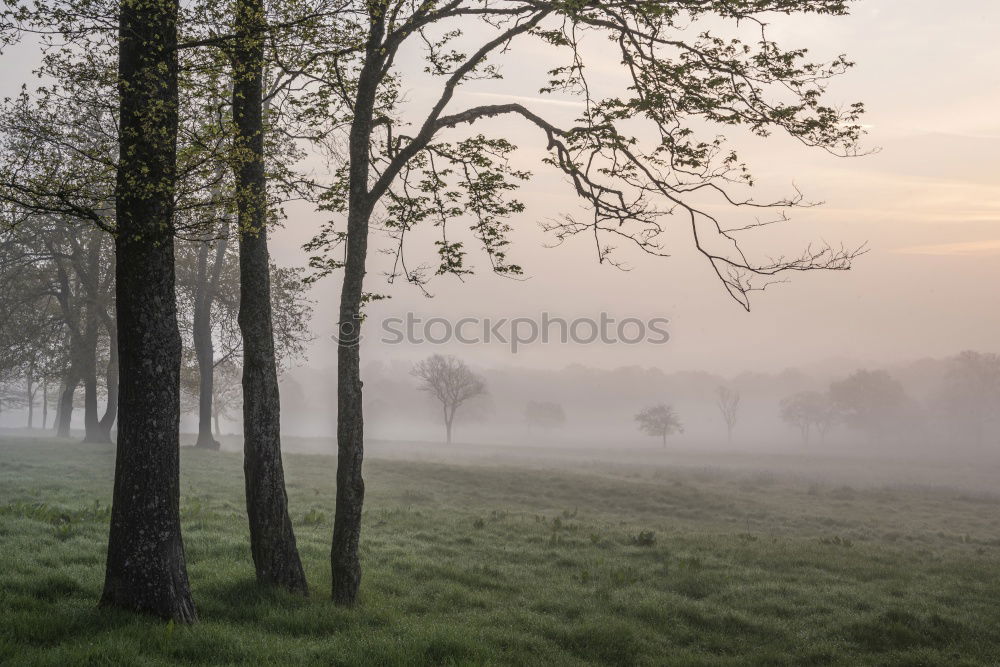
[1,437,1000,665]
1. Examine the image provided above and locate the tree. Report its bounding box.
[780,390,836,445]
[182,221,230,450]
[411,354,487,445]
[525,400,566,431]
[1,0,330,612]
[937,350,1000,447]
[224,0,308,595]
[716,386,740,445]
[635,404,684,448]
[98,0,197,622]
[176,239,314,449]
[829,370,907,442]
[298,0,866,605]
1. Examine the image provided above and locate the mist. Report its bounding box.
[3,0,1000,662]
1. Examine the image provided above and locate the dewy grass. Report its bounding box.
[1,436,999,665]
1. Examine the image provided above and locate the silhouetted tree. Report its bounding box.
[635,404,684,448]
[716,386,740,445]
[176,230,313,451]
[780,390,836,445]
[412,354,487,445]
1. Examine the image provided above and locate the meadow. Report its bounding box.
[1,435,999,665]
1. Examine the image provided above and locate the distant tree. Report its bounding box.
[635,404,684,448]
[937,351,1000,446]
[829,370,908,441]
[716,386,740,445]
[176,234,313,450]
[780,390,836,445]
[525,401,567,432]
[411,355,487,445]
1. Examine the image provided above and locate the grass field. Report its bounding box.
[2,435,1000,665]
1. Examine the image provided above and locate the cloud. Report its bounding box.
[461,91,587,109]
[892,239,1000,256]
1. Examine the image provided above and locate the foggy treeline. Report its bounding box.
[263,351,998,458]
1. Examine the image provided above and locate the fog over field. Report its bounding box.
[2,0,1000,663]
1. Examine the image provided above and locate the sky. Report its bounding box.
[277,0,1000,376]
[6,0,1000,377]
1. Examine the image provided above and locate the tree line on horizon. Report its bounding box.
[358,351,1000,451]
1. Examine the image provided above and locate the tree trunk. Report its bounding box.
[662,432,666,448]
[25,376,33,429]
[82,231,105,443]
[81,316,102,442]
[331,22,385,606]
[42,382,48,430]
[55,370,78,438]
[193,224,226,450]
[97,320,119,442]
[100,0,195,623]
[442,404,452,444]
[232,0,307,595]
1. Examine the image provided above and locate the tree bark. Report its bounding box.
[331,19,385,606]
[100,0,195,623]
[232,0,307,595]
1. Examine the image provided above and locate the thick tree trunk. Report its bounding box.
[100,0,195,623]
[42,382,48,430]
[331,23,385,606]
[232,0,307,595]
